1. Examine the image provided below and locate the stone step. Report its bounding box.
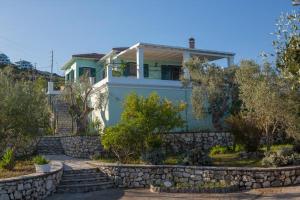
[62,173,108,179]
[56,182,114,193]
[60,177,110,185]
[63,168,100,175]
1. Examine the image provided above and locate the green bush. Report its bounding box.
[226,114,262,152]
[209,145,228,156]
[261,147,300,167]
[33,155,49,165]
[102,92,186,163]
[0,148,15,170]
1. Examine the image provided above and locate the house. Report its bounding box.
[61,38,235,131]
[15,60,33,69]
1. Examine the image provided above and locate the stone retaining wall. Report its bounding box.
[0,161,63,200]
[60,136,103,158]
[91,162,300,190]
[164,132,233,153]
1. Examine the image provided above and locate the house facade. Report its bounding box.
[61,39,235,131]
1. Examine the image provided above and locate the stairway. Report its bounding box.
[53,98,74,135]
[57,168,114,193]
[37,137,64,155]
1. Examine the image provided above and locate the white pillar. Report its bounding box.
[47,81,54,93]
[227,56,234,67]
[106,57,112,82]
[182,51,191,80]
[136,47,144,79]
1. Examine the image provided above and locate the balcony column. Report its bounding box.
[227,56,234,67]
[136,47,144,79]
[182,51,191,80]
[106,57,112,82]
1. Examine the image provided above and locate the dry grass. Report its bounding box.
[0,159,35,179]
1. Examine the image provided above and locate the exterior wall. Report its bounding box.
[65,59,98,82]
[60,136,103,158]
[0,161,63,200]
[92,163,300,190]
[105,84,213,131]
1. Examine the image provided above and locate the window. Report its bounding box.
[161,65,181,80]
[79,67,96,77]
[124,62,137,76]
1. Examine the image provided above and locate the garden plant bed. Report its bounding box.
[210,152,262,167]
[150,184,240,193]
[0,159,34,179]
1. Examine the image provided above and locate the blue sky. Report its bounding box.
[0,0,295,75]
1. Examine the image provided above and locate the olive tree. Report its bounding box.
[271,10,300,86]
[236,60,299,150]
[62,74,107,135]
[0,71,50,154]
[183,58,240,130]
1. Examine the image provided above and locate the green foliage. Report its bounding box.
[33,155,49,165]
[225,114,262,152]
[0,148,15,170]
[163,156,184,165]
[102,92,186,163]
[63,73,107,134]
[235,60,299,150]
[183,58,240,130]
[102,123,142,163]
[86,118,103,135]
[209,145,229,156]
[271,10,300,86]
[261,147,300,167]
[0,72,50,151]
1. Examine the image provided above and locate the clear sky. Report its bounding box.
[0,0,296,75]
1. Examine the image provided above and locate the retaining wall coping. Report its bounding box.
[0,161,63,183]
[89,161,300,172]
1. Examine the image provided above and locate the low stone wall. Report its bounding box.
[164,132,233,153]
[0,161,63,200]
[60,135,103,158]
[91,162,300,190]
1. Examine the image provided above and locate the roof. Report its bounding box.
[72,53,105,60]
[112,47,128,52]
[115,42,235,62]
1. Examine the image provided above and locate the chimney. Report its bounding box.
[189,37,195,49]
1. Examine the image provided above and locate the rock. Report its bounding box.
[0,193,10,200]
[14,191,22,199]
[263,181,270,188]
[271,180,282,187]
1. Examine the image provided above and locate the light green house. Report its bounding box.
[61,39,235,131]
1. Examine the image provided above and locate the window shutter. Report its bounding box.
[91,68,96,77]
[144,64,149,78]
[79,68,83,76]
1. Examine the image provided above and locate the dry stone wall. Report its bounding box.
[60,136,103,158]
[164,132,233,153]
[92,163,300,190]
[0,161,63,200]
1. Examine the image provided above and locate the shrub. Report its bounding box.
[209,145,228,156]
[226,114,262,152]
[102,92,186,163]
[33,155,49,165]
[261,147,300,167]
[0,148,15,170]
